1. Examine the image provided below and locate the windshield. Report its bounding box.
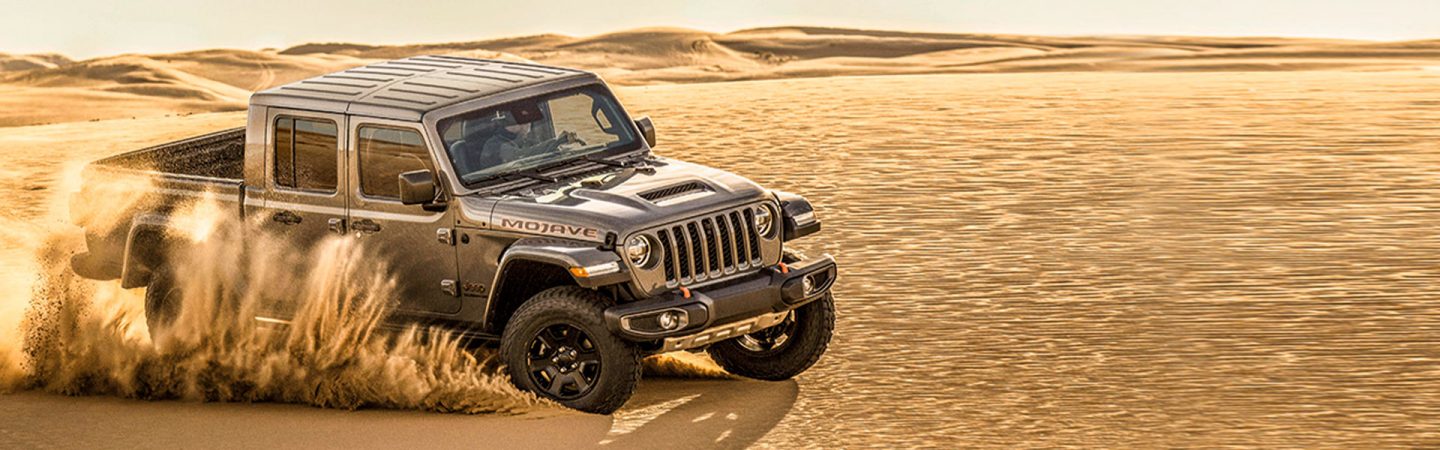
[438,85,639,186]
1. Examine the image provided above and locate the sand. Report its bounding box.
[2,26,1440,126]
[623,70,1440,447]
[3,29,1440,448]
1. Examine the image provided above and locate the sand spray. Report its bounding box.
[0,163,726,412]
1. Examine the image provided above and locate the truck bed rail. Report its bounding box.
[93,127,245,180]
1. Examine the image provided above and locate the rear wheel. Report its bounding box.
[143,268,181,340]
[500,287,641,414]
[708,293,835,381]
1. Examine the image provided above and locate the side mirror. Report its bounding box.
[398,170,437,206]
[634,116,656,148]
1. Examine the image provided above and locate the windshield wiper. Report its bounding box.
[578,154,631,168]
[495,168,557,183]
[468,151,642,189]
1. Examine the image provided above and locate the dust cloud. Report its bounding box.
[2,173,546,413]
[0,162,730,413]
[642,352,735,379]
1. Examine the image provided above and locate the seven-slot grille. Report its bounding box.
[654,205,766,287]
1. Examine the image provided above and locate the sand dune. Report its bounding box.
[0,53,74,72]
[0,56,255,125]
[1,26,1437,126]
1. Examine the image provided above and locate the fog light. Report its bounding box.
[658,311,683,330]
[803,274,817,295]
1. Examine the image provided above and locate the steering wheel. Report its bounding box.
[562,131,588,147]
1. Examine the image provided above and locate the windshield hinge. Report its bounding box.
[600,232,617,251]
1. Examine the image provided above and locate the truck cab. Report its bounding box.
[71,55,838,413]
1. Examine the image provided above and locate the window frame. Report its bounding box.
[434,84,642,188]
[355,123,437,202]
[271,114,341,195]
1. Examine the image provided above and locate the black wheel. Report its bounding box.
[500,287,641,414]
[143,268,181,340]
[708,293,835,381]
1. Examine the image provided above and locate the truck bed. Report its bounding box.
[72,127,249,283]
[92,127,245,180]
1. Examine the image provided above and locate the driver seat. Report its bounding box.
[450,122,500,175]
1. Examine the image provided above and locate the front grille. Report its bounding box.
[655,205,765,287]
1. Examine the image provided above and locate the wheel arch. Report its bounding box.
[119,214,187,289]
[484,237,627,333]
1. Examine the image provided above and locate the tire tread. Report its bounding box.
[500,286,641,414]
[708,294,835,381]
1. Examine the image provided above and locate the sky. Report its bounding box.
[3,0,1437,58]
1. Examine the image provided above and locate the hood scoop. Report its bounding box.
[639,181,712,205]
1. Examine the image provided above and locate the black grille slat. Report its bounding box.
[673,225,692,280]
[730,211,750,267]
[686,222,704,280]
[743,209,761,260]
[657,229,676,281]
[701,219,720,276]
[716,214,734,270]
[693,219,710,279]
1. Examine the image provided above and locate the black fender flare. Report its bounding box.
[118,214,187,289]
[772,190,821,241]
[494,237,628,290]
[482,237,629,330]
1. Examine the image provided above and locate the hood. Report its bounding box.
[457,157,773,242]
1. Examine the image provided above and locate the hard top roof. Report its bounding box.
[250,55,594,121]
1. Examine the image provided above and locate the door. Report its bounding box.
[260,110,348,244]
[255,110,349,318]
[347,119,461,315]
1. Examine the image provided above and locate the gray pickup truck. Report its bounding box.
[68,55,837,413]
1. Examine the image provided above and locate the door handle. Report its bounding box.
[271,210,302,225]
[327,218,346,235]
[352,219,382,235]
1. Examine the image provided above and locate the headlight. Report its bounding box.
[626,235,653,266]
[754,205,775,237]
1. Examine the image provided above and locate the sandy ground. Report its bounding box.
[2,27,1439,126]
[624,70,1440,448]
[0,379,796,449]
[3,67,1440,447]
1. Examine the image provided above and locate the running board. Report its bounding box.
[250,316,499,344]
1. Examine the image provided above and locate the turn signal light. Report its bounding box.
[569,262,620,278]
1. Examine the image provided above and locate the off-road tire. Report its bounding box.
[143,268,181,340]
[708,293,835,381]
[500,286,642,414]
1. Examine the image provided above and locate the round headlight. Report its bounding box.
[626,235,653,266]
[754,205,775,237]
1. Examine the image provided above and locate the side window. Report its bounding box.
[273,116,339,192]
[358,126,433,199]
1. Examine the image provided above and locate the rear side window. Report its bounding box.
[274,117,339,192]
[358,126,433,199]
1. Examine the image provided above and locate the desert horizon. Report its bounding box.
[2,25,1439,127]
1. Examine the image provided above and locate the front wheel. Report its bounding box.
[500,287,641,414]
[708,293,835,381]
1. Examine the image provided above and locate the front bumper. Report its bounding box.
[603,254,837,351]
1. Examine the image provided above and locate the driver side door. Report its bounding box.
[346,118,462,316]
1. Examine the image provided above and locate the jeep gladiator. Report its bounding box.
[68,56,837,413]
